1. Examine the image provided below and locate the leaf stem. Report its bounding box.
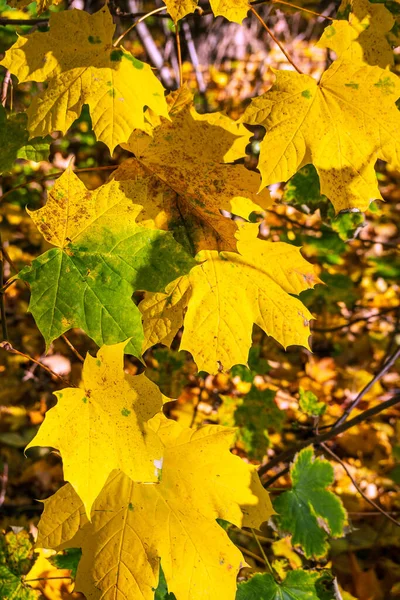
[250,7,303,74]
[113,6,168,47]
[251,528,274,575]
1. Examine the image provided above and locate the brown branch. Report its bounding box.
[61,334,84,362]
[0,341,74,386]
[1,165,117,204]
[320,442,400,528]
[250,6,303,73]
[312,306,400,333]
[333,345,400,428]
[175,24,183,87]
[0,234,8,341]
[258,393,400,480]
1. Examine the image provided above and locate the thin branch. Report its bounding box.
[312,306,400,333]
[0,234,8,341]
[236,544,266,565]
[250,6,303,74]
[1,70,11,107]
[0,341,73,385]
[175,24,183,87]
[333,345,400,428]
[320,442,400,528]
[0,17,48,25]
[24,576,73,583]
[272,0,334,20]
[1,165,117,204]
[113,6,167,47]
[61,334,84,362]
[258,393,400,479]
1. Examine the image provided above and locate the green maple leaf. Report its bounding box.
[273,447,346,558]
[0,530,39,600]
[0,105,50,174]
[236,570,322,600]
[299,388,326,417]
[19,169,195,357]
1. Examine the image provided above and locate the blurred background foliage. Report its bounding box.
[0,0,400,598]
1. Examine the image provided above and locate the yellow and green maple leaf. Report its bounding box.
[19,167,195,356]
[140,223,320,373]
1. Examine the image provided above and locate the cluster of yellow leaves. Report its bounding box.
[28,342,274,599]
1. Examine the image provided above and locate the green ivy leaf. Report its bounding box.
[299,388,326,417]
[273,447,346,558]
[236,569,321,600]
[0,105,50,174]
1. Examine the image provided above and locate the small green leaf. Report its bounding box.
[273,447,346,558]
[299,388,326,417]
[236,569,321,600]
[49,548,82,579]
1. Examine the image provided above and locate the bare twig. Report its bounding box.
[333,346,400,428]
[1,70,11,107]
[61,334,84,363]
[320,442,400,528]
[0,462,8,507]
[0,234,8,341]
[1,165,117,204]
[272,0,334,20]
[175,24,183,87]
[312,306,400,333]
[113,5,167,47]
[0,341,73,386]
[258,394,400,480]
[250,6,303,73]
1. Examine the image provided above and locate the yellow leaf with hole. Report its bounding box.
[163,0,251,22]
[36,416,274,600]
[317,0,395,67]
[0,7,168,153]
[242,60,400,212]
[118,88,272,252]
[26,342,165,517]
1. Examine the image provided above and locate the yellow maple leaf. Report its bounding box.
[140,276,191,353]
[26,341,166,517]
[36,416,274,600]
[317,0,395,68]
[28,166,147,249]
[163,0,250,23]
[118,88,272,252]
[242,60,400,212]
[140,223,320,372]
[0,7,168,153]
